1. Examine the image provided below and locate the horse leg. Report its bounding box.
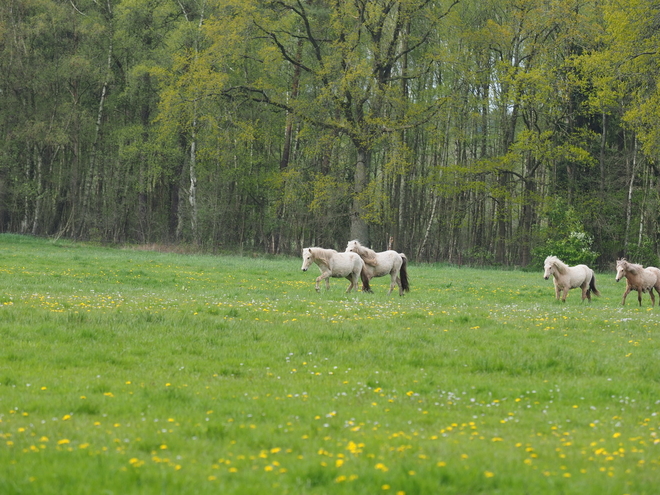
[353,271,361,292]
[388,273,397,296]
[345,274,356,293]
[651,289,656,307]
[621,287,630,306]
[638,289,643,306]
[316,271,331,292]
[583,283,591,302]
[363,276,374,293]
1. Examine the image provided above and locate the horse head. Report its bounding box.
[301,248,314,271]
[615,258,627,282]
[543,256,556,280]
[345,240,360,253]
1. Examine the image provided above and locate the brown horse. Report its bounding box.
[615,258,659,306]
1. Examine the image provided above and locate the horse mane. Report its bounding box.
[618,258,643,274]
[309,247,337,264]
[349,240,378,266]
[545,255,568,274]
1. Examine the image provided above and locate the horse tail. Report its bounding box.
[399,254,410,293]
[360,265,372,293]
[590,271,601,297]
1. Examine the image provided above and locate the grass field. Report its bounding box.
[1,234,659,494]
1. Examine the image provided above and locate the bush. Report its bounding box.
[532,197,599,268]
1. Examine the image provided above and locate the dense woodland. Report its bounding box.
[1,0,659,267]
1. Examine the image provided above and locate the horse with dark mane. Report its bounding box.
[615,258,660,306]
[543,255,600,302]
[345,240,409,296]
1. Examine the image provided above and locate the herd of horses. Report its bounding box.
[301,241,410,296]
[543,255,660,306]
[300,243,658,307]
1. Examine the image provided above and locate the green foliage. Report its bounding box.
[533,197,599,268]
[1,0,659,262]
[624,237,660,267]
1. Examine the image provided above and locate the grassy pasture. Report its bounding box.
[0,234,659,494]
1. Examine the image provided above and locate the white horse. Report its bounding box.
[345,240,410,296]
[301,247,370,293]
[543,255,600,302]
[615,258,660,306]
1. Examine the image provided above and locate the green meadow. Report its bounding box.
[1,234,659,494]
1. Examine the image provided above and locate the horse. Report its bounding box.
[301,247,370,293]
[345,240,410,296]
[615,258,660,306]
[543,255,600,302]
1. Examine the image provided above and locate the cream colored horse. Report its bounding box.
[301,247,370,293]
[345,240,409,296]
[615,258,660,306]
[543,255,600,302]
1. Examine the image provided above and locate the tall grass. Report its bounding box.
[0,234,658,494]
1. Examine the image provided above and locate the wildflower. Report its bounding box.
[375,463,389,472]
[484,471,495,478]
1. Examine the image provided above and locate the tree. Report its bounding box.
[215,0,458,243]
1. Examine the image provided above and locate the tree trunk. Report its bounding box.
[351,146,370,243]
[624,137,637,254]
[189,126,199,244]
[79,22,113,238]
